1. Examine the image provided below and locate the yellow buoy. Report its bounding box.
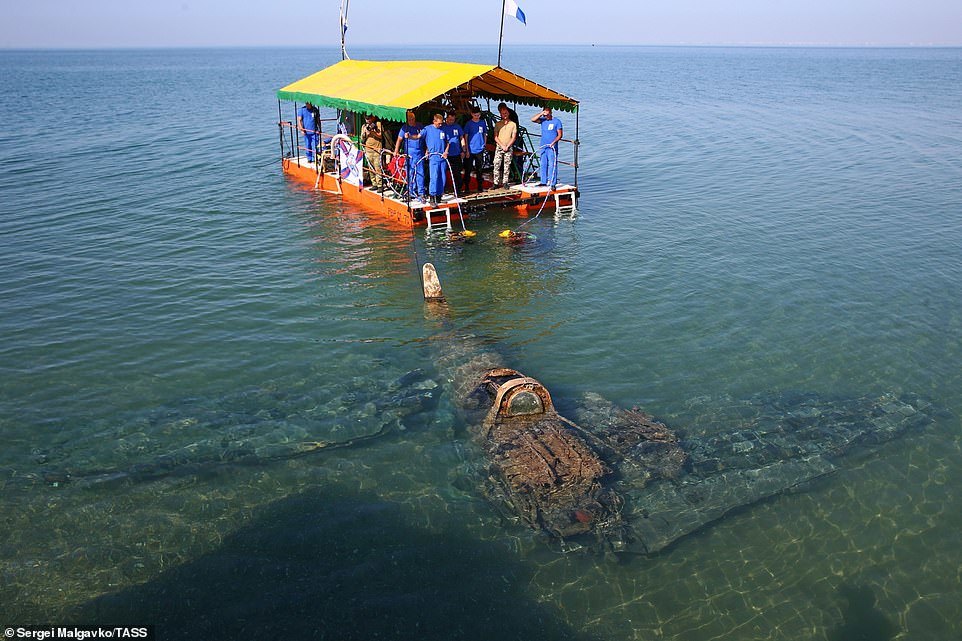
[499,229,512,238]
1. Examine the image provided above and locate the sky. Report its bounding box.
[3,0,962,49]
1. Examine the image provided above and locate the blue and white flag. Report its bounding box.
[505,0,526,25]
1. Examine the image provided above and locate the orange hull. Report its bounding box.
[281,157,577,228]
[282,157,420,227]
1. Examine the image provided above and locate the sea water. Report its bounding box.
[1,45,961,640]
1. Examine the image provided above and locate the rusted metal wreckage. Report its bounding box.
[426,264,940,554]
[466,367,686,543]
[454,343,937,555]
[25,259,940,556]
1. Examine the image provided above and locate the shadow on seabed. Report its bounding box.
[72,479,601,641]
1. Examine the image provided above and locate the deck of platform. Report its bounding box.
[284,155,576,225]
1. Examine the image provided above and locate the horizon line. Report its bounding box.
[3,42,962,52]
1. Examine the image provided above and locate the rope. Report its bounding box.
[505,143,557,235]
[367,149,469,236]
[386,150,421,205]
[411,221,424,297]
[424,151,471,233]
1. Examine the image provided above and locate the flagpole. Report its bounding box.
[498,0,506,67]
[340,0,350,60]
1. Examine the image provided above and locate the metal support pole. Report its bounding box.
[497,0,506,67]
[314,114,324,168]
[340,0,350,60]
[293,103,300,164]
[289,122,295,163]
[573,106,580,189]
[277,100,284,160]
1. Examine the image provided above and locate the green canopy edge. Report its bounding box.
[276,90,578,122]
[276,90,408,122]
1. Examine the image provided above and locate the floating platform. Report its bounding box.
[282,154,578,228]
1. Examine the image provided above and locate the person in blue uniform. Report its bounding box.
[530,106,563,188]
[441,112,466,194]
[421,113,451,206]
[297,102,320,163]
[462,106,488,193]
[393,110,425,201]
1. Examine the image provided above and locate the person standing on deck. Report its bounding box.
[441,112,466,193]
[361,114,384,189]
[394,110,426,201]
[492,105,518,189]
[497,102,523,183]
[421,113,450,206]
[462,106,488,193]
[297,102,320,163]
[531,106,563,188]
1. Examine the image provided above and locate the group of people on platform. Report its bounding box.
[297,100,563,205]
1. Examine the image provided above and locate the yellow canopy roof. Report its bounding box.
[277,59,578,121]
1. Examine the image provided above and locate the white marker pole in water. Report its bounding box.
[422,263,444,301]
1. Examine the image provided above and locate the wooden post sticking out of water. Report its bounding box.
[422,263,444,301]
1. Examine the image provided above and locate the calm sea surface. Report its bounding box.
[1,45,961,640]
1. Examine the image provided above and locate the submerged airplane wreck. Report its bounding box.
[426,265,940,554]
[25,261,940,559]
[446,346,937,554]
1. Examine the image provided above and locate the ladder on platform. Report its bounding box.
[553,191,576,216]
[425,207,452,232]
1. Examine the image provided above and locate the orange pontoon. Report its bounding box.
[276,59,580,228]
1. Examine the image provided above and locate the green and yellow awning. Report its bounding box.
[277,59,578,121]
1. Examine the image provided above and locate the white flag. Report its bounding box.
[505,0,526,25]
